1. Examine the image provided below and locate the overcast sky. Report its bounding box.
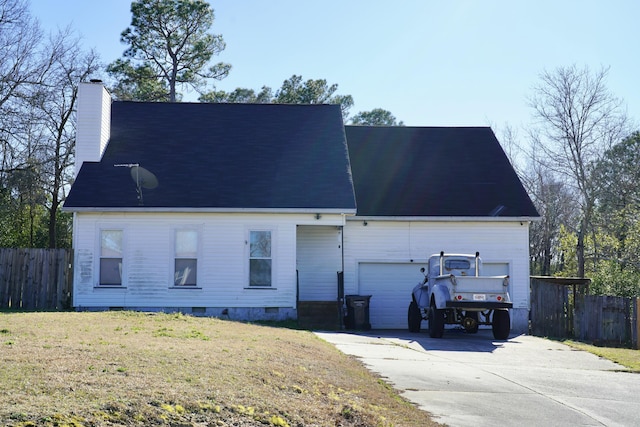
[30,0,640,133]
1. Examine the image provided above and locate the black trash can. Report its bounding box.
[344,295,372,330]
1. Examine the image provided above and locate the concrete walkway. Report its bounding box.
[316,329,640,427]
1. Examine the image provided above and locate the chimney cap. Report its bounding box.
[89,79,103,83]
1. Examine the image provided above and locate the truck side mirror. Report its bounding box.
[420,267,425,273]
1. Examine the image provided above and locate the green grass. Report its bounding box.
[0,311,440,426]
[563,340,640,372]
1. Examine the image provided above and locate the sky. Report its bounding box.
[29,0,640,133]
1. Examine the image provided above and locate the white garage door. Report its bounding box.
[483,262,509,276]
[358,263,425,329]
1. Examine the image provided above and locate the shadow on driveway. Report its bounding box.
[357,328,515,352]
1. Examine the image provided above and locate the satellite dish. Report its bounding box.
[114,163,159,205]
[130,166,158,189]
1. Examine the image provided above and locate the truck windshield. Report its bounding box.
[445,259,470,270]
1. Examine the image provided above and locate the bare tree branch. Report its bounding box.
[528,64,630,277]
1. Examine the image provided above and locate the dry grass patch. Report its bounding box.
[562,340,640,372]
[0,311,438,426]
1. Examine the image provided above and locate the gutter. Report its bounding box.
[347,215,540,223]
[62,207,358,215]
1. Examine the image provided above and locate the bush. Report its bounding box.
[590,260,640,298]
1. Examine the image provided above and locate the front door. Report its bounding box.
[296,225,342,301]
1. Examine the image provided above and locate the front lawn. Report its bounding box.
[0,311,438,426]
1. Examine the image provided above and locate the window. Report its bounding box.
[100,230,123,285]
[445,259,471,270]
[174,229,198,286]
[249,230,271,286]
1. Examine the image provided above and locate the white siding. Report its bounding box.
[72,212,532,330]
[343,219,531,331]
[296,226,342,301]
[72,212,345,311]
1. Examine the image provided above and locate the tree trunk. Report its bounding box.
[543,241,552,276]
[577,223,585,278]
[48,192,58,249]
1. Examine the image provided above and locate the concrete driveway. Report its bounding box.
[316,329,640,427]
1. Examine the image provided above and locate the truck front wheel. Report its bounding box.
[492,309,510,340]
[408,301,421,333]
[428,303,445,338]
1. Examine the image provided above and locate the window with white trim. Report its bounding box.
[249,230,272,287]
[100,230,123,286]
[174,229,198,286]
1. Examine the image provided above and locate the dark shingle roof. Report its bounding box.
[64,102,357,211]
[345,126,539,217]
[65,102,538,219]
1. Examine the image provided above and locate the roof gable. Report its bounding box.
[65,102,356,211]
[345,126,539,217]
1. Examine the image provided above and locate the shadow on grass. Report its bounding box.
[0,308,342,334]
[252,319,325,331]
[0,308,74,314]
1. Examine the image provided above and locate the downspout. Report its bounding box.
[340,225,344,281]
[339,220,345,329]
[295,225,299,309]
[71,212,77,308]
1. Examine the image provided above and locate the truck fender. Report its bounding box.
[431,284,451,309]
[412,283,430,308]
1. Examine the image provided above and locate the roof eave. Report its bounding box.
[347,215,541,222]
[62,206,357,215]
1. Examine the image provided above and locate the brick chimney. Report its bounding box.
[75,80,111,177]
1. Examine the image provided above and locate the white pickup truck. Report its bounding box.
[408,252,512,339]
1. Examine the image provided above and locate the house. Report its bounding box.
[64,82,538,333]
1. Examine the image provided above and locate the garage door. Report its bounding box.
[358,263,425,329]
[483,262,509,276]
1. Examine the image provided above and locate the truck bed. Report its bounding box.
[433,275,512,309]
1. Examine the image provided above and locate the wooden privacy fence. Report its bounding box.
[530,277,578,338]
[574,295,638,347]
[0,248,73,310]
[530,277,639,349]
